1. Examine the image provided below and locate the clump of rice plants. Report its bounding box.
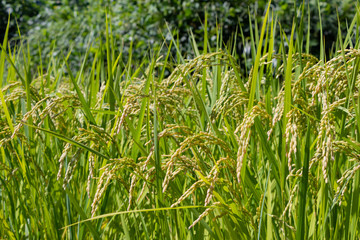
[1,2,360,239]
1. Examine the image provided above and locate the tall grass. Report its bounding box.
[1,2,360,239]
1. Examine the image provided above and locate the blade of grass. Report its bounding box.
[64,189,101,239]
[62,205,208,229]
[296,120,311,240]
[105,13,115,114]
[0,17,14,133]
[241,0,272,183]
[248,0,272,110]
[22,122,109,160]
[64,46,96,125]
[258,165,271,240]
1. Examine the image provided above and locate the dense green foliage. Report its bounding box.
[1,0,358,69]
[0,0,42,42]
[2,1,360,239]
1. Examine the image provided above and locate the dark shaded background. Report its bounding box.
[0,0,357,70]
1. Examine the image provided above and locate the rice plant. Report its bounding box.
[1,1,360,239]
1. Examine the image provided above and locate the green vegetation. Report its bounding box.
[1,1,357,69]
[2,1,360,239]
